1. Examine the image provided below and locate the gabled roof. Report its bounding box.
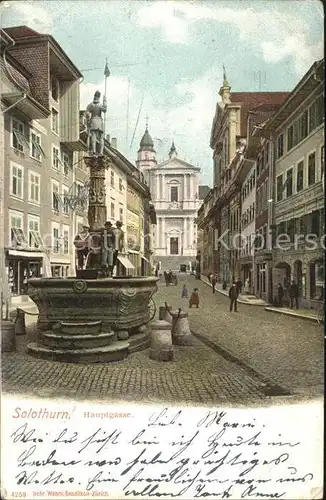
[157,156,200,171]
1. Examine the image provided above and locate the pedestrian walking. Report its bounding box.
[277,283,284,307]
[229,281,239,312]
[211,274,217,294]
[189,288,200,308]
[181,284,188,298]
[289,281,299,309]
[236,278,243,294]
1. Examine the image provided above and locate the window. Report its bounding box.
[10,163,23,198]
[52,181,60,212]
[111,202,115,218]
[29,172,40,204]
[286,168,293,198]
[63,228,69,254]
[321,145,324,180]
[10,211,27,247]
[51,108,59,134]
[12,119,29,152]
[31,132,45,161]
[276,174,283,202]
[28,216,42,248]
[171,186,178,202]
[52,226,59,253]
[52,146,61,170]
[310,210,320,236]
[296,161,304,192]
[299,110,308,141]
[51,77,59,101]
[316,94,324,127]
[287,126,294,151]
[277,134,284,159]
[111,171,114,187]
[119,207,123,222]
[308,152,316,186]
[62,152,71,177]
[119,178,123,192]
[62,186,69,215]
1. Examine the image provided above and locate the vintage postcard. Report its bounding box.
[0,0,324,498]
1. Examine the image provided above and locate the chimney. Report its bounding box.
[111,137,117,149]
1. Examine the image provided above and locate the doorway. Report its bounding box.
[170,237,179,255]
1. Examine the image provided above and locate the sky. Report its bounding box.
[1,0,324,186]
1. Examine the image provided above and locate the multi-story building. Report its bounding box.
[137,126,205,272]
[208,70,288,283]
[103,141,156,276]
[265,58,324,308]
[105,138,127,231]
[1,25,86,295]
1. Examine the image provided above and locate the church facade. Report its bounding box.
[136,127,202,271]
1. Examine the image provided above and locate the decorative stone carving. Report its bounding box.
[149,320,174,362]
[72,280,88,294]
[28,277,158,334]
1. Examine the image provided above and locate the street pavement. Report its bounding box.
[1,275,323,405]
[158,274,324,397]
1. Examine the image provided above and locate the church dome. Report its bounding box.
[139,127,155,152]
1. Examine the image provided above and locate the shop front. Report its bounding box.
[6,249,44,296]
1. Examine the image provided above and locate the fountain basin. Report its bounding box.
[27,276,158,363]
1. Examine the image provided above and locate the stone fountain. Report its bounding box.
[27,90,158,363]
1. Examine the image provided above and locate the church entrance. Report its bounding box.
[170,237,179,255]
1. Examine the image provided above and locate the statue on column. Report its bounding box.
[112,221,125,272]
[85,90,107,156]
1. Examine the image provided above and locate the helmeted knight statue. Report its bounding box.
[85,90,107,156]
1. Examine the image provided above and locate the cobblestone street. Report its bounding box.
[157,275,324,396]
[1,276,323,405]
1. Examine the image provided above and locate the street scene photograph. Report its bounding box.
[0,0,324,410]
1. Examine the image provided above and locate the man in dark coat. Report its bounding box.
[289,280,299,309]
[211,274,217,294]
[277,283,284,307]
[229,281,239,312]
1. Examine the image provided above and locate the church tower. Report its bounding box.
[136,118,157,174]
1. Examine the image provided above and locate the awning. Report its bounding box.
[118,256,135,269]
[141,256,150,263]
[8,249,44,258]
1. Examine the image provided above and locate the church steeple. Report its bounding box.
[138,116,155,153]
[168,140,178,159]
[136,117,156,173]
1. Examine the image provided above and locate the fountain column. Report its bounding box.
[85,155,109,232]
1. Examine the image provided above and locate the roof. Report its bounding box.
[139,127,155,152]
[3,25,82,79]
[229,92,290,137]
[264,59,324,132]
[4,26,41,39]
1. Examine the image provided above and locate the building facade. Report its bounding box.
[206,70,288,284]
[265,59,324,308]
[137,127,203,271]
[1,25,87,296]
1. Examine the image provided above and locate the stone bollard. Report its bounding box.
[170,308,194,346]
[149,320,174,361]
[1,320,16,352]
[15,308,26,336]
